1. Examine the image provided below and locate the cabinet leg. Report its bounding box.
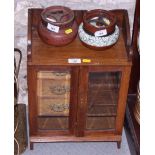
[117,141,121,149]
[30,142,34,150]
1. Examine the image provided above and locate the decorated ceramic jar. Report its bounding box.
[78,9,120,50]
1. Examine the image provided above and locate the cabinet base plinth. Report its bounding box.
[30,134,122,149]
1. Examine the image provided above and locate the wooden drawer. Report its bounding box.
[37,78,70,97]
[38,98,70,116]
[37,71,71,80]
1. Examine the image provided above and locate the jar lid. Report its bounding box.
[41,6,74,28]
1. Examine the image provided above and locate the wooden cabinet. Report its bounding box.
[27,9,132,150]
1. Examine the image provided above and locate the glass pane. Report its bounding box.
[86,117,116,130]
[37,71,71,130]
[86,71,121,130]
[38,117,69,130]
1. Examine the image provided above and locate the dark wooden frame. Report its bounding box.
[125,0,140,154]
[27,9,132,150]
[128,0,140,94]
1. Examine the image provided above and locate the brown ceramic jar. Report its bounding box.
[83,9,116,37]
[38,6,78,46]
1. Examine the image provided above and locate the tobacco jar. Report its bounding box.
[78,9,120,50]
[38,6,78,46]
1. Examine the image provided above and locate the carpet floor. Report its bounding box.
[22,129,131,155]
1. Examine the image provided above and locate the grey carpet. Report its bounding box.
[22,129,131,155]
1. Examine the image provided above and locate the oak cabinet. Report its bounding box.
[27,9,132,150]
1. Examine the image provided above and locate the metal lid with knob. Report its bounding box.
[38,6,78,46]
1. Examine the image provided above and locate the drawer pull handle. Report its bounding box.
[49,85,70,95]
[50,103,69,112]
[52,72,69,76]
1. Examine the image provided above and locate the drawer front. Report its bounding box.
[38,98,70,116]
[37,79,70,97]
[37,71,71,80]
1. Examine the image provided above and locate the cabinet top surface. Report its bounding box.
[28,9,131,66]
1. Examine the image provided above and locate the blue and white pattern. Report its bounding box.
[78,23,119,47]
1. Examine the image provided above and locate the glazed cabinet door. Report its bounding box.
[86,68,121,132]
[28,66,79,136]
[76,66,130,136]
